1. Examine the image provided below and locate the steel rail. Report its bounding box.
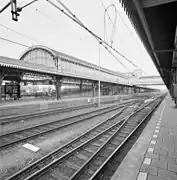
[0,98,135,125]
[0,103,93,125]
[1,99,137,137]
[21,98,160,180]
[88,98,162,180]
[69,98,162,180]
[6,101,143,180]
[0,104,128,149]
[5,97,163,180]
[6,104,135,180]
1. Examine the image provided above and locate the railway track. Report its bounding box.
[6,100,144,180]
[0,103,94,125]
[0,99,136,125]
[0,100,137,149]
[69,98,162,180]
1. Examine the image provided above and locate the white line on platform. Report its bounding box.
[143,158,151,165]
[137,172,147,180]
[150,140,156,144]
[23,143,40,152]
[159,103,166,121]
[155,130,159,133]
[153,134,158,138]
[157,123,160,126]
[156,126,160,129]
[148,148,154,152]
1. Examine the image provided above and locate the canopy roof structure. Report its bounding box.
[121,0,177,88]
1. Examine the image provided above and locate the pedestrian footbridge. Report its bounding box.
[135,76,165,88]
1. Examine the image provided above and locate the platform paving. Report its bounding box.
[0,94,133,109]
[111,94,177,180]
[0,94,133,117]
[0,96,90,108]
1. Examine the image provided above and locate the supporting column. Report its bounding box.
[92,82,96,97]
[80,79,83,97]
[54,76,62,100]
[98,80,101,106]
[172,26,177,106]
[0,69,5,101]
[16,78,21,100]
[172,69,177,105]
[111,84,114,95]
[0,71,3,101]
[129,87,131,94]
[123,86,126,94]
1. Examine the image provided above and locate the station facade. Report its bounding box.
[0,45,154,101]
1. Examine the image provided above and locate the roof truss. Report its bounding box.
[172,26,177,67]
[141,0,177,8]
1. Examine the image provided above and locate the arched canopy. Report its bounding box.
[20,45,58,69]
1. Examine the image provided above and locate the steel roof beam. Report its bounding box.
[150,49,175,53]
[133,0,168,86]
[172,26,177,67]
[141,0,177,8]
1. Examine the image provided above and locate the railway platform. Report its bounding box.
[0,94,132,117]
[111,94,177,180]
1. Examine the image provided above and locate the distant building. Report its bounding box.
[121,69,142,79]
[133,69,143,78]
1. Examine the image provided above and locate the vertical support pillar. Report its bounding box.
[133,86,135,94]
[92,82,96,97]
[98,42,101,107]
[173,27,177,106]
[111,84,114,96]
[0,71,3,101]
[123,86,126,94]
[129,87,132,94]
[80,79,83,97]
[98,80,101,105]
[120,85,123,94]
[173,69,177,105]
[16,78,21,99]
[92,82,97,105]
[54,76,62,100]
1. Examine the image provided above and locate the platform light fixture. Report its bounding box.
[10,0,21,21]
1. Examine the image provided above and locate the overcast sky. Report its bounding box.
[0,0,159,76]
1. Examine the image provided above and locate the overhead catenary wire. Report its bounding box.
[0,36,29,48]
[47,0,129,72]
[103,45,130,72]
[36,5,129,72]
[32,1,128,72]
[9,0,139,73]
[100,0,125,46]
[47,0,145,73]
[114,0,150,67]
[103,4,117,46]
[17,0,39,11]
[0,23,44,45]
[34,7,60,26]
[31,5,128,72]
[0,0,144,74]
[100,0,119,45]
[0,1,11,14]
[100,0,147,75]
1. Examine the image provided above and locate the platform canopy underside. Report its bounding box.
[120,0,177,88]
